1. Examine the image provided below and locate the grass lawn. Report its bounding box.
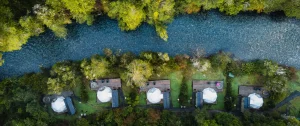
[168,71,183,108]
[52,85,111,119]
[287,71,300,93]
[139,92,147,105]
[277,97,300,117]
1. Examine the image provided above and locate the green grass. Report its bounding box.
[139,92,147,105]
[277,97,300,117]
[210,92,225,110]
[168,71,183,108]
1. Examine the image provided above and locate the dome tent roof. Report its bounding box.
[147,88,163,104]
[248,93,263,109]
[97,86,112,102]
[203,88,217,103]
[51,96,67,113]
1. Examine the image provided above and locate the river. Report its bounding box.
[1,11,300,79]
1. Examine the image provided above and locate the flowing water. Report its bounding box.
[1,11,300,79]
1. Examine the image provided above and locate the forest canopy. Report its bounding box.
[1,0,300,65]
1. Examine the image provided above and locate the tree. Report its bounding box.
[122,59,153,87]
[19,73,48,93]
[179,82,189,105]
[105,0,145,31]
[176,0,202,14]
[194,108,209,125]
[245,0,265,13]
[214,112,242,126]
[61,0,95,25]
[19,16,44,36]
[200,0,220,10]
[218,0,245,15]
[262,60,278,77]
[145,0,175,41]
[265,75,287,93]
[210,52,232,71]
[146,109,161,124]
[47,78,65,94]
[0,0,32,52]
[33,4,71,38]
[119,52,135,68]
[76,118,90,126]
[51,62,79,89]
[0,53,4,66]
[81,55,110,80]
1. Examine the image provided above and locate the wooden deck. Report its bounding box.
[140,80,171,92]
[238,85,269,98]
[192,80,224,92]
[90,78,122,90]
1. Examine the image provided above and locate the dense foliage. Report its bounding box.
[0,50,299,125]
[1,0,300,66]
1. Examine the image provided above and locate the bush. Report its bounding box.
[210,52,232,71]
[214,112,242,126]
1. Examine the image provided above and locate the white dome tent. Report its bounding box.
[97,86,112,102]
[147,88,163,104]
[248,93,263,109]
[202,88,217,103]
[51,96,67,113]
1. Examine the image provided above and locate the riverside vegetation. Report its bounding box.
[0,49,299,125]
[1,0,300,65]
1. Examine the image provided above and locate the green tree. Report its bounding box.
[145,0,175,41]
[262,60,278,77]
[179,82,189,105]
[81,55,110,80]
[214,112,242,126]
[47,78,65,94]
[51,62,79,89]
[61,0,95,25]
[76,118,90,126]
[19,16,44,36]
[0,0,31,52]
[265,75,287,93]
[33,4,71,38]
[218,0,245,15]
[0,53,4,66]
[200,0,221,10]
[210,52,232,71]
[176,0,202,14]
[105,0,145,31]
[122,59,153,87]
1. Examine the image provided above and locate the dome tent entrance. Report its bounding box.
[248,93,263,109]
[51,96,67,113]
[97,86,112,103]
[147,87,163,104]
[202,88,217,104]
